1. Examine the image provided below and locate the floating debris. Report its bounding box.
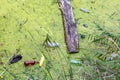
[9,54,22,64]
[83,23,88,28]
[43,34,60,47]
[107,53,119,61]
[39,54,45,67]
[45,42,60,47]
[24,61,39,66]
[70,59,82,65]
[80,34,85,39]
[80,8,90,13]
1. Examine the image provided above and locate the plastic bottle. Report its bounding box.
[24,61,38,66]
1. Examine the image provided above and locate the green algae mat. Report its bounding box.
[0,0,120,80]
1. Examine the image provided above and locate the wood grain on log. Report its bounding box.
[58,0,79,53]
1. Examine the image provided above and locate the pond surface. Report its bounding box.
[0,0,120,79]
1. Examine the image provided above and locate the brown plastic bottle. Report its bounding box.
[24,61,38,66]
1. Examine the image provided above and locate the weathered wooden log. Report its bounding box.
[58,0,79,53]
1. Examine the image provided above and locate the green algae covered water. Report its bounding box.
[0,0,120,79]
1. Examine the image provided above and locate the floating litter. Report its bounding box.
[9,54,22,64]
[80,8,90,13]
[39,54,45,67]
[70,59,82,65]
[46,42,60,47]
[24,61,39,66]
